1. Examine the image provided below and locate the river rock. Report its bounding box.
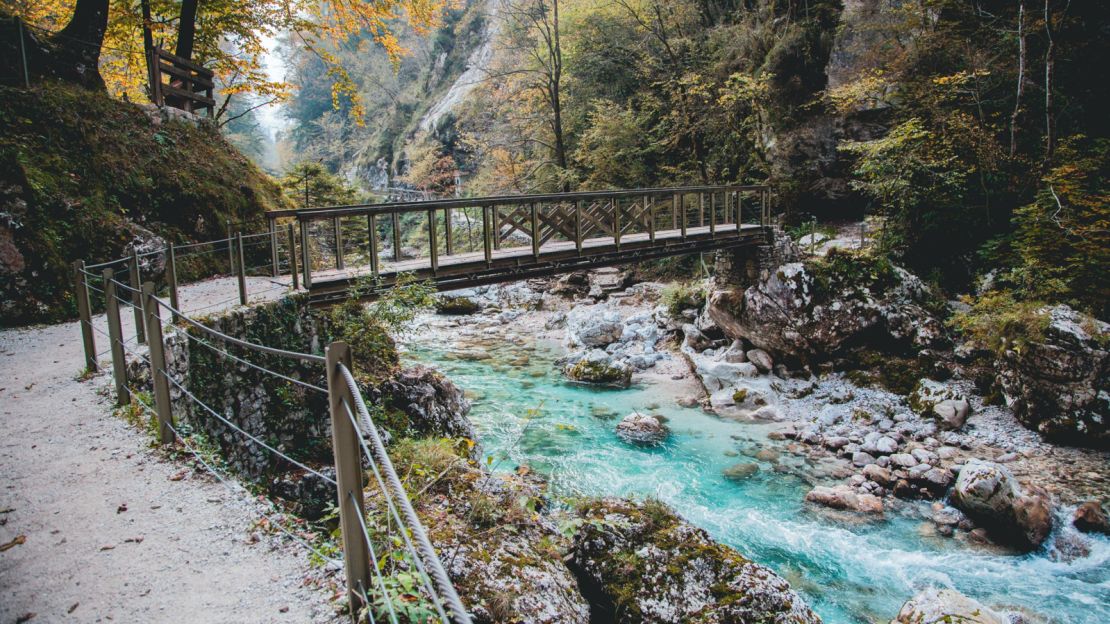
[804,484,883,514]
[930,399,970,430]
[705,252,945,365]
[723,462,761,481]
[950,459,1054,549]
[721,340,748,363]
[381,366,476,440]
[1072,501,1110,535]
[746,348,774,373]
[892,587,1007,624]
[564,349,633,387]
[566,304,624,347]
[569,499,821,624]
[434,295,480,315]
[862,464,892,486]
[616,412,669,446]
[682,323,713,352]
[694,358,760,391]
[997,304,1110,447]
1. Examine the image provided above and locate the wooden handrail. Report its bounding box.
[268,184,771,220]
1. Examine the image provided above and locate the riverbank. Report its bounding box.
[403,273,1110,623]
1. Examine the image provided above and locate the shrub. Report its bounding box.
[661,282,707,316]
[949,290,1050,354]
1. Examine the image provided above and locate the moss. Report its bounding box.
[732,388,749,403]
[839,348,951,395]
[566,359,632,387]
[661,281,707,316]
[0,81,288,325]
[807,248,899,301]
[434,295,480,315]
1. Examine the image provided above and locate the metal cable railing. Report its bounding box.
[73,259,471,622]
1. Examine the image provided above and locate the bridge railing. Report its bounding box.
[266,184,774,288]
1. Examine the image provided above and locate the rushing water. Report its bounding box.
[404,331,1110,624]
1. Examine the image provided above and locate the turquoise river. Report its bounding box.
[405,333,1109,624]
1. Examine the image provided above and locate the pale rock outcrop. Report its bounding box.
[705,254,944,365]
[566,303,625,347]
[997,304,1110,447]
[615,412,669,446]
[892,587,1007,624]
[804,484,883,514]
[950,459,1054,549]
[569,499,822,624]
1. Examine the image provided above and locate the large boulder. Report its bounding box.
[997,305,1110,447]
[566,304,624,347]
[569,499,821,624]
[908,380,970,430]
[706,251,944,365]
[615,412,669,446]
[804,484,883,514]
[564,349,633,388]
[380,366,477,441]
[892,587,1007,624]
[1072,501,1110,535]
[950,459,1054,549]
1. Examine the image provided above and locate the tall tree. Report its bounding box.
[175,0,198,61]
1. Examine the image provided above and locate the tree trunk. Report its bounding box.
[176,0,199,62]
[1010,0,1026,158]
[549,0,569,192]
[47,0,109,89]
[141,0,156,101]
[1043,0,1056,163]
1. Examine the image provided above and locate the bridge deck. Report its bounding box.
[307,222,767,303]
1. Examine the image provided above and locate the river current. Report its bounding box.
[404,332,1109,624]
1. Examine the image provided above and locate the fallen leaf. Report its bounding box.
[124,536,144,544]
[100,545,115,551]
[0,535,26,552]
[67,603,79,614]
[16,613,34,623]
[116,503,128,514]
[169,470,187,481]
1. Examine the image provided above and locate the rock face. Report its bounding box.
[706,251,945,366]
[892,587,1007,624]
[569,499,822,624]
[997,305,1110,447]
[615,412,669,446]
[566,303,625,347]
[379,365,476,440]
[434,294,480,315]
[950,459,1054,549]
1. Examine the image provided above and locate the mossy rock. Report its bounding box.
[435,295,480,315]
[565,358,632,388]
[722,462,761,481]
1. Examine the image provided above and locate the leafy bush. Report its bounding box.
[949,290,1050,354]
[661,282,707,316]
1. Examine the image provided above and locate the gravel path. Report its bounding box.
[0,276,337,623]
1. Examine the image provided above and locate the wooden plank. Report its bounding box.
[483,206,492,265]
[154,47,212,75]
[160,83,216,106]
[530,203,540,260]
[428,208,438,274]
[156,61,215,88]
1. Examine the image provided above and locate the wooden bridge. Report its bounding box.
[265,185,776,305]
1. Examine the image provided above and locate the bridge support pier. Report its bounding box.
[712,226,797,289]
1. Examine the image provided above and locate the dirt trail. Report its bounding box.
[0,277,336,623]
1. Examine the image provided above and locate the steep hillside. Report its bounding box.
[0,82,288,325]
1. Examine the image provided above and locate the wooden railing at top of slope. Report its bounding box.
[266,184,775,290]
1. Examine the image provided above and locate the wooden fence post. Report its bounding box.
[679,193,687,239]
[491,206,500,250]
[300,219,313,289]
[531,203,540,259]
[428,208,439,274]
[392,212,403,261]
[103,269,128,406]
[130,251,146,344]
[269,218,280,277]
[444,207,454,256]
[709,192,716,237]
[574,200,583,255]
[333,216,344,271]
[324,341,371,620]
[735,191,742,229]
[73,260,97,372]
[142,282,175,445]
[226,220,235,272]
[612,198,620,251]
[367,215,380,278]
[287,224,299,290]
[236,232,247,305]
[166,244,180,323]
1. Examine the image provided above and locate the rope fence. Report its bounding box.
[72,222,472,623]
